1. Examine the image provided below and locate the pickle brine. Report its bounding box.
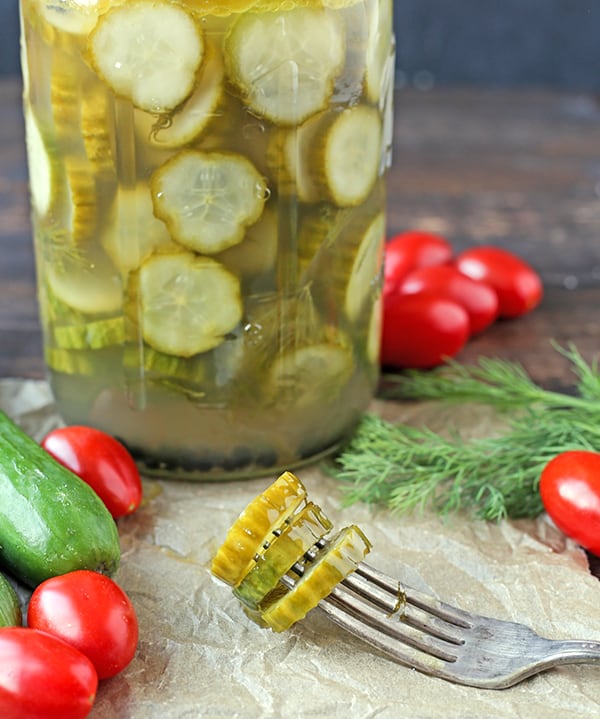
[20,0,395,479]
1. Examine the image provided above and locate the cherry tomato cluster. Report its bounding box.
[540,450,600,557]
[0,427,142,719]
[381,231,544,369]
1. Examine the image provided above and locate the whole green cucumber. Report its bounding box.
[0,410,121,587]
[0,572,21,626]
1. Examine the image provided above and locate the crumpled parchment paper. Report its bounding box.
[2,378,600,718]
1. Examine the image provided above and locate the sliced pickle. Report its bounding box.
[137,251,242,357]
[88,1,204,112]
[216,206,278,281]
[46,243,123,315]
[53,315,125,350]
[45,346,99,376]
[298,206,385,322]
[265,341,355,408]
[151,150,267,255]
[38,0,113,36]
[24,110,57,217]
[343,211,385,321]
[260,525,372,632]
[234,502,333,610]
[223,7,345,126]
[274,106,382,207]
[366,293,383,364]
[365,0,394,104]
[81,82,115,174]
[101,184,175,274]
[135,42,224,150]
[211,471,308,587]
[124,344,207,386]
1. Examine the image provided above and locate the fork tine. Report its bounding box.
[323,577,461,664]
[341,570,466,646]
[355,563,474,628]
[321,582,460,675]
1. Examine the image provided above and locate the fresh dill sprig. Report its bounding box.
[330,343,600,521]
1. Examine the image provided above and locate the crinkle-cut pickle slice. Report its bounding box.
[46,244,123,315]
[88,1,204,112]
[39,0,113,36]
[266,342,355,408]
[276,105,382,207]
[224,7,345,126]
[234,502,333,609]
[24,109,56,217]
[53,315,125,350]
[365,0,394,104]
[151,150,267,255]
[211,471,308,587]
[101,184,174,274]
[81,83,115,174]
[344,211,385,321]
[136,42,224,150]
[138,251,242,357]
[260,525,372,632]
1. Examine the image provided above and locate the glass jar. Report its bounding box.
[19,0,394,479]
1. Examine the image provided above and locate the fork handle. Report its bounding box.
[546,639,600,665]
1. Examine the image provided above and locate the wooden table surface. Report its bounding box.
[1,76,599,575]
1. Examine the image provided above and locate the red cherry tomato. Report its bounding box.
[454,246,543,319]
[381,294,470,369]
[384,230,453,297]
[42,425,142,518]
[396,265,500,336]
[539,450,600,557]
[28,570,139,680]
[0,627,97,719]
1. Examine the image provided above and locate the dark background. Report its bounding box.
[2,1,600,89]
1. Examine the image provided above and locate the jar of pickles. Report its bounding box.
[20,0,394,479]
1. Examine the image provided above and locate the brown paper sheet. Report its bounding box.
[2,379,600,718]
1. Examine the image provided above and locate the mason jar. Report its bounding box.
[19,0,394,479]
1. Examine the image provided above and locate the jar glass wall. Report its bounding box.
[19,0,394,479]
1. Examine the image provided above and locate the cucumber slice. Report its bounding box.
[344,211,385,321]
[138,251,242,356]
[211,471,307,587]
[39,0,112,36]
[24,109,56,217]
[101,184,175,274]
[53,315,125,350]
[265,341,355,408]
[216,206,278,281]
[260,525,372,632]
[135,42,224,150]
[234,502,333,610]
[88,1,204,112]
[298,206,385,322]
[46,244,123,315]
[81,82,115,174]
[151,150,267,255]
[224,7,345,126]
[365,0,394,104]
[270,105,382,207]
[45,346,98,375]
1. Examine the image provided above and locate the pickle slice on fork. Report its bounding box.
[211,471,308,587]
[259,525,372,632]
[234,502,333,609]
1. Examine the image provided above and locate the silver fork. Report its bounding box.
[315,562,600,689]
